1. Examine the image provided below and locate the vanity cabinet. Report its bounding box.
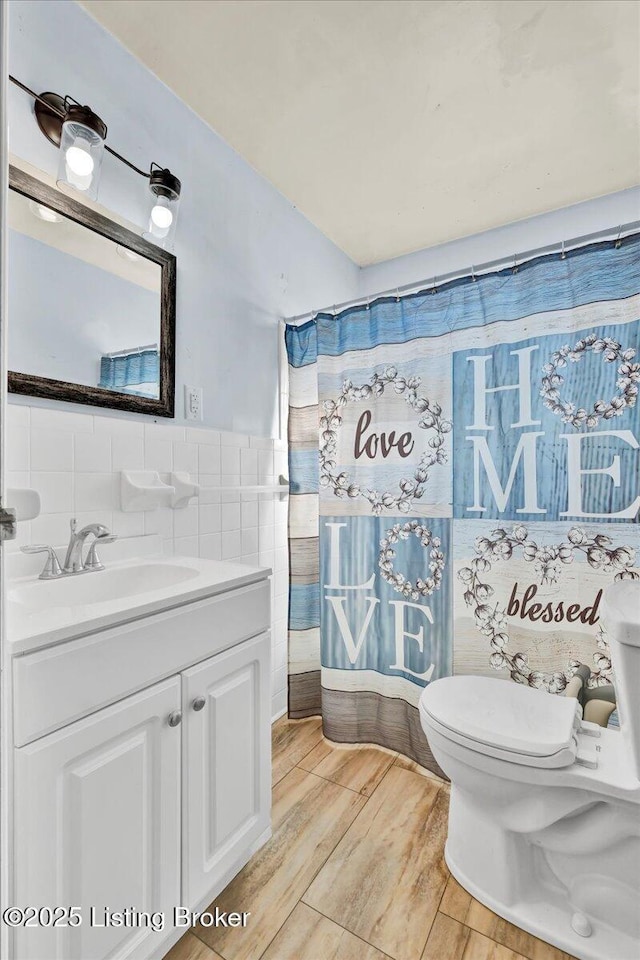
[10,571,272,960]
[182,633,271,907]
[13,677,182,960]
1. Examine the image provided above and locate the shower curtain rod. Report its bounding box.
[285,219,640,326]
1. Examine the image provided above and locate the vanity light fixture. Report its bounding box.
[116,245,141,262]
[10,77,182,249]
[143,165,181,248]
[28,199,62,223]
[56,101,107,200]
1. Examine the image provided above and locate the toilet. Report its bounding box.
[419,581,640,960]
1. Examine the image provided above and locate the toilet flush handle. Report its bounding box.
[577,719,601,738]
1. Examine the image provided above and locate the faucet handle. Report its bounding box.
[20,544,63,580]
[84,534,118,571]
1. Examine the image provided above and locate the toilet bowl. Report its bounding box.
[419,581,640,960]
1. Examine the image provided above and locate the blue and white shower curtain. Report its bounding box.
[286,235,640,775]
[99,348,159,396]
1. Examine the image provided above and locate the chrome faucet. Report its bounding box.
[63,519,111,573]
[21,518,117,580]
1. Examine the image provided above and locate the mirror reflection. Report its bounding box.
[8,187,162,399]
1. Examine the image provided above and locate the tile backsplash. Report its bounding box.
[6,403,289,719]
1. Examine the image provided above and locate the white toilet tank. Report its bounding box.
[602,581,640,783]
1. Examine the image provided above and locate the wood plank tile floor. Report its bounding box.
[164,716,577,960]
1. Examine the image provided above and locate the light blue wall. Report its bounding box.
[7,0,360,435]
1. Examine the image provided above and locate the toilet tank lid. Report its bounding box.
[420,676,579,757]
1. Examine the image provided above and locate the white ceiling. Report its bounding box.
[80,0,639,266]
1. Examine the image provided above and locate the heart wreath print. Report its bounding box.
[458,524,639,692]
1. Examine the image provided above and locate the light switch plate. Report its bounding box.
[185,385,203,421]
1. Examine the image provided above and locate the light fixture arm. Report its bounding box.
[8,75,64,117]
[10,73,181,248]
[105,144,150,179]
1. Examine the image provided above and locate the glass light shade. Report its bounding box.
[29,200,62,223]
[116,245,141,262]
[143,168,181,250]
[56,109,106,201]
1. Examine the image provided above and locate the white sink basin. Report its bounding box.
[10,563,199,609]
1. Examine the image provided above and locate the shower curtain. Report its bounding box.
[286,235,640,774]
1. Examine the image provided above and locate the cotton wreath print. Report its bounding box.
[319,366,451,514]
[457,524,639,692]
[378,520,446,601]
[540,333,638,428]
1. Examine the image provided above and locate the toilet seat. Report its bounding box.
[420,676,582,769]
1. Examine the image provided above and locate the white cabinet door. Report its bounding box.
[13,677,181,960]
[182,632,271,906]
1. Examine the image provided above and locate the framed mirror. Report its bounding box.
[7,165,176,417]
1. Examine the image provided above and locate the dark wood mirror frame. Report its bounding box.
[8,165,176,418]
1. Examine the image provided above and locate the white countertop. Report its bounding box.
[6,536,271,654]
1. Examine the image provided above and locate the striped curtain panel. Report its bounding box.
[286,235,640,776]
[99,348,159,397]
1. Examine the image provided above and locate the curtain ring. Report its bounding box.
[471,265,477,282]
[615,225,622,249]
[365,298,370,310]
[396,288,400,302]
[512,255,519,274]
[560,240,566,260]
[431,276,438,294]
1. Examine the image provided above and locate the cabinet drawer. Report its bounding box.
[14,579,270,746]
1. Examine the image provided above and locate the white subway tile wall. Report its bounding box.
[6,404,290,719]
